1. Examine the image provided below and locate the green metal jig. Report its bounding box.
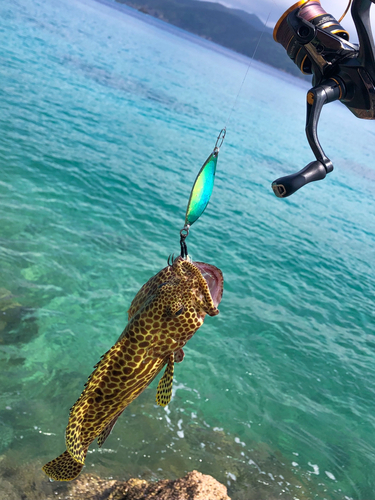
[180,128,226,258]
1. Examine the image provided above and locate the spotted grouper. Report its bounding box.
[42,256,223,481]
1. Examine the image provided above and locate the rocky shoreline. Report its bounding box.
[57,471,230,500]
[0,456,230,500]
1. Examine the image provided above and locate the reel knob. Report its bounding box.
[271,160,328,198]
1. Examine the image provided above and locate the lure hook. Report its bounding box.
[167,253,175,266]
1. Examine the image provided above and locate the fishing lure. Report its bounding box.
[180,128,226,258]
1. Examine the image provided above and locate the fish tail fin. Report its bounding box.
[42,450,84,481]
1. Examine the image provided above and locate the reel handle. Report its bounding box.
[271,79,342,198]
[271,160,327,198]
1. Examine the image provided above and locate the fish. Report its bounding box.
[42,256,223,481]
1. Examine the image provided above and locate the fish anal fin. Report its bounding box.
[97,411,123,448]
[42,450,84,481]
[156,354,174,407]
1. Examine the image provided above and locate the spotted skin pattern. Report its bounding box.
[156,353,174,407]
[42,257,223,481]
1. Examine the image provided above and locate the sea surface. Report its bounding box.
[1,0,375,499]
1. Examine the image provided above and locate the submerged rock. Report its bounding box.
[0,288,38,345]
[0,422,14,453]
[61,471,231,500]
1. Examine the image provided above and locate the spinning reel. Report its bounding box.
[271,0,375,198]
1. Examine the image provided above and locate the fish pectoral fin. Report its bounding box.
[97,411,123,448]
[65,417,86,465]
[156,354,174,407]
[174,348,185,363]
[147,338,177,359]
[42,450,84,481]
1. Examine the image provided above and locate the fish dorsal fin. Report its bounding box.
[97,411,123,448]
[65,404,86,465]
[156,354,174,407]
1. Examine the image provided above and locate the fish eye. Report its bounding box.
[175,306,185,317]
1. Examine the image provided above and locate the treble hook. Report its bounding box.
[167,253,175,266]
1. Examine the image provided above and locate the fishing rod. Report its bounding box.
[271,0,375,198]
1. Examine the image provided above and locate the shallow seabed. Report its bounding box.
[1,0,375,498]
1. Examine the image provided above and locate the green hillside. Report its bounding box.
[116,0,303,78]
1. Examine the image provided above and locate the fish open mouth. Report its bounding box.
[194,262,224,308]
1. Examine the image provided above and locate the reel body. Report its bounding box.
[271,0,375,198]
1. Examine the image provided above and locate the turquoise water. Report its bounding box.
[1,0,375,498]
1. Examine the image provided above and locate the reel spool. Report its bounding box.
[274,0,349,75]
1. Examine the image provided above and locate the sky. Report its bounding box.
[202,0,349,25]
[201,0,375,42]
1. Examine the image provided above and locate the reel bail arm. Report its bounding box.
[272,78,344,198]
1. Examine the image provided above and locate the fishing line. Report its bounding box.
[225,6,274,128]
[179,3,275,258]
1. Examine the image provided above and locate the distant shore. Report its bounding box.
[114,0,305,79]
